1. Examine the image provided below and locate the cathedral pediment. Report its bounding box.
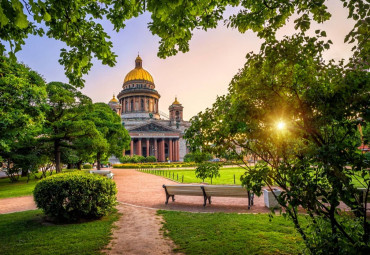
[128,122,179,133]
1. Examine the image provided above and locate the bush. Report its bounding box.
[146,156,157,162]
[82,164,92,169]
[33,172,117,221]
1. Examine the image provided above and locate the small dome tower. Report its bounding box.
[169,97,183,127]
[108,94,121,115]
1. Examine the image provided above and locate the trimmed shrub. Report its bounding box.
[82,164,92,169]
[33,172,117,221]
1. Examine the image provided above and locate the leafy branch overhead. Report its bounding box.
[1,0,368,87]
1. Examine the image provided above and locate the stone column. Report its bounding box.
[175,139,179,161]
[130,140,134,156]
[161,138,166,162]
[137,138,142,156]
[146,139,149,157]
[169,138,173,161]
[154,139,158,160]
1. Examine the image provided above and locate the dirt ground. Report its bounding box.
[103,203,181,255]
[0,195,36,214]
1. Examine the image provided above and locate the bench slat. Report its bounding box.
[203,185,249,197]
[165,185,203,196]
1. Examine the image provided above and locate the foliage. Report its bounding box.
[33,172,117,222]
[82,164,92,169]
[159,210,305,254]
[3,1,367,86]
[0,209,119,255]
[119,155,155,163]
[113,162,197,169]
[146,155,157,162]
[0,56,47,179]
[183,151,212,163]
[40,81,95,172]
[87,103,130,170]
[195,162,220,184]
[185,33,370,253]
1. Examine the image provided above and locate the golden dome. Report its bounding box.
[123,55,154,84]
[172,97,181,105]
[110,94,118,103]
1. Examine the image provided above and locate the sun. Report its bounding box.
[276,121,286,131]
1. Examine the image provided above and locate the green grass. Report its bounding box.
[0,175,41,199]
[143,167,368,188]
[0,209,119,255]
[0,170,90,199]
[159,210,305,255]
[144,167,246,185]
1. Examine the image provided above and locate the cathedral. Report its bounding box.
[108,55,190,162]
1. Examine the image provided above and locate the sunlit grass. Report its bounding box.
[0,209,119,255]
[159,210,305,255]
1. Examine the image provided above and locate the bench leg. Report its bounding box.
[172,195,175,202]
[203,196,207,207]
[165,194,170,205]
[208,196,212,204]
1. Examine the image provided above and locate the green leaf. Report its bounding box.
[43,12,51,22]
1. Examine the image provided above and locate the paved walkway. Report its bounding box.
[0,196,37,214]
[113,169,270,213]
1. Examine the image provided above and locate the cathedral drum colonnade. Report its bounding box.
[108,55,190,162]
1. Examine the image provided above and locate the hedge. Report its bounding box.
[82,164,92,169]
[33,172,117,221]
[112,162,197,169]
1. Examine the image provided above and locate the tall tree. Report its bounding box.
[88,103,130,170]
[2,1,367,86]
[0,56,47,177]
[185,34,369,253]
[41,81,95,172]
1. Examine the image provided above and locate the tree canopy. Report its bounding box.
[1,0,368,86]
[184,32,369,253]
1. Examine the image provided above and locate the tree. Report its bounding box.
[195,162,220,184]
[40,81,96,172]
[184,34,369,253]
[2,1,367,86]
[88,103,130,170]
[0,56,47,179]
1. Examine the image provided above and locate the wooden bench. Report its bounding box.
[162,184,254,209]
[89,170,114,179]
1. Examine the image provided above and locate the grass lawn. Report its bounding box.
[142,167,368,188]
[159,210,305,255]
[142,167,246,185]
[0,209,119,255]
[0,175,41,199]
[0,170,90,199]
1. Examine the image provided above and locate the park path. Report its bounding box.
[112,168,269,213]
[0,195,36,214]
[103,203,180,255]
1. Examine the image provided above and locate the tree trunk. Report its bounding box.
[97,152,101,170]
[77,161,82,170]
[21,169,28,177]
[54,140,61,173]
[67,163,72,169]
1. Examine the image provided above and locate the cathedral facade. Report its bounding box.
[108,55,190,162]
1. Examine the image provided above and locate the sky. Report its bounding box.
[14,0,355,120]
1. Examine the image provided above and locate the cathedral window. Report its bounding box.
[141,99,144,111]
